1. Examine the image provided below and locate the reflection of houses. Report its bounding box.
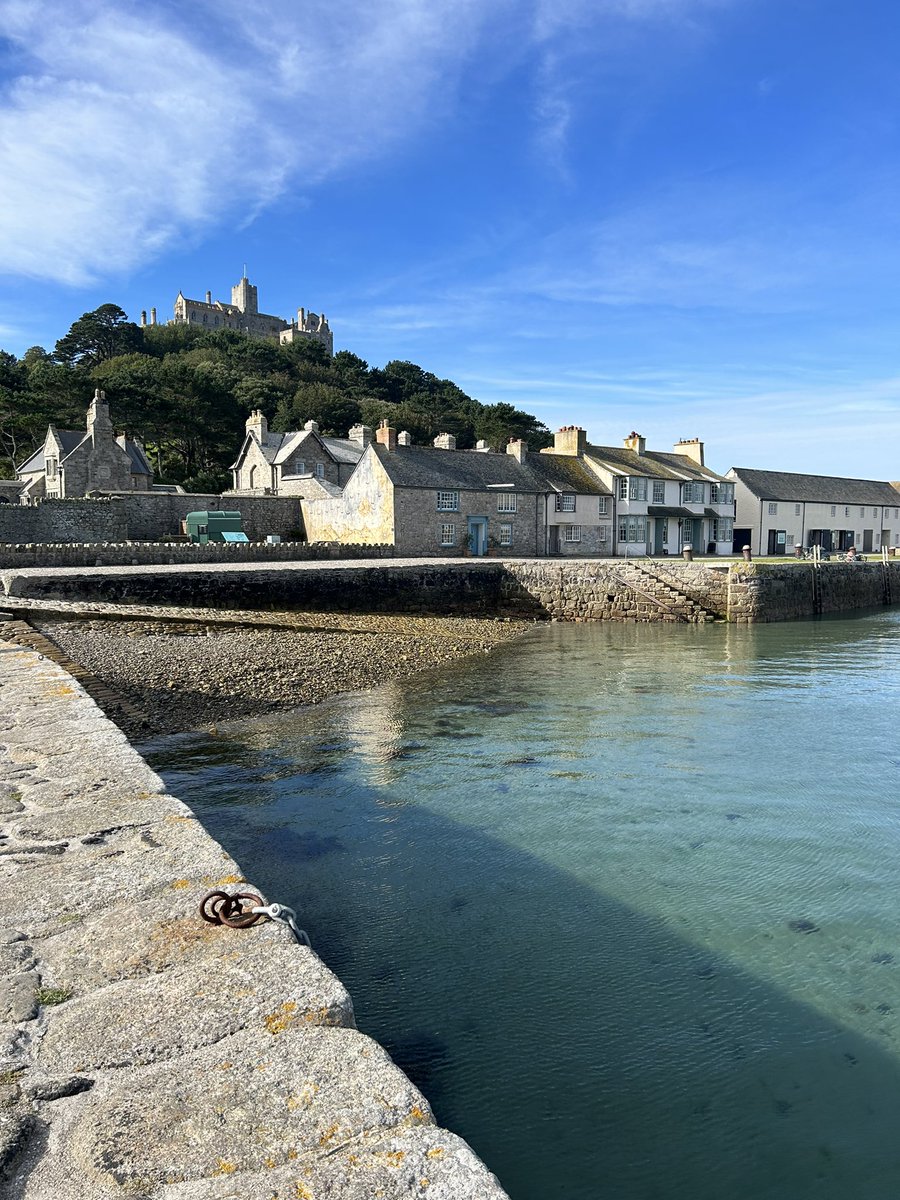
[543,428,735,556]
[728,468,900,556]
[230,411,365,494]
[300,422,609,556]
[16,389,153,500]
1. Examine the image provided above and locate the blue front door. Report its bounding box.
[468,516,488,556]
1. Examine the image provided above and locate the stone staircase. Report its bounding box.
[611,561,722,623]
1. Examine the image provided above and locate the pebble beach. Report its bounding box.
[32,612,530,740]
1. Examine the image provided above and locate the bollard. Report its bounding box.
[682,544,693,562]
[742,545,752,562]
[794,543,804,558]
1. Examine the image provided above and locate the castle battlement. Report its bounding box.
[141,275,333,354]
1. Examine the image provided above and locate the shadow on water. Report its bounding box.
[145,613,900,1200]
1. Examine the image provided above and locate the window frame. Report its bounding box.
[436,490,460,512]
[497,492,517,513]
[439,522,457,546]
[563,524,582,543]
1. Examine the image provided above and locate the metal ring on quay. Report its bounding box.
[199,890,264,928]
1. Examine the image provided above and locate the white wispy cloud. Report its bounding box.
[0,0,738,286]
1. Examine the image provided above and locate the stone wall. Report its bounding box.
[0,635,507,1198]
[727,561,900,622]
[0,542,394,570]
[0,494,304,544]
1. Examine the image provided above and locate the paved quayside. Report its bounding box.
[0,636,508,1199]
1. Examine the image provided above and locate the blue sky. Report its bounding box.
[1,0,899,478]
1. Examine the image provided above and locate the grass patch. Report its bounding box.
[35,986,72,1006]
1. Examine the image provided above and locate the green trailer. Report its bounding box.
[184,510,248,545]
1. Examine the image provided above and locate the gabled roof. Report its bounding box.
[372,444,607,494]
[323,436,367,465]
[585,444,727,483]
[118,438,153,476]
[729,467,900,506]
[17,429,86,475]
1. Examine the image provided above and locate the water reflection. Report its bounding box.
[147,609,900,1200]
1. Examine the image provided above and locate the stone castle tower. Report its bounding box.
[145,274,333,354]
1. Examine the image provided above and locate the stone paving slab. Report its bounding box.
[0,640,509,1199]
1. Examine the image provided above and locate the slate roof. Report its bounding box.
[118,439,153,476]
[729,468,900,506]
[372,444,607,494]
[585,444,727,483]
[239,430,365,471]
[17,430,87,475]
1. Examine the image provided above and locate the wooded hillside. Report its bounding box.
[0,305,550,490]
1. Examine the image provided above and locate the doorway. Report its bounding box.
[767,529,787,555]
[468,516,489,556]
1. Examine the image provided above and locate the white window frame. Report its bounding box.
[598,495,609,516]
[564,524,582,543]
[629,477,648,501]
[315,463,325,480]
[618,515,647,543]
[652,481,665,504]
[830,505,836,516]
[683,481,705,504]
[712,517,734,543]
[499,522,512,546]
[618,477,628,500]
[768,502,778,516]
[497,493,517,513]
[599,524,610,542]
[795,504,801,516]
[437,490,459,511]
[556,493,576,512]
[439,522,457,546]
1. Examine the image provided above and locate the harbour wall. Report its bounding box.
[0,541,394,570]
[2,558,898,622]
[0,633,508,1198]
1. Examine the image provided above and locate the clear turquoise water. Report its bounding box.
[146,611,900,1200]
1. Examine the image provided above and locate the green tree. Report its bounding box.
[276,382,361,436]
[54,304,143,369]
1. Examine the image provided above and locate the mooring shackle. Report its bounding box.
[199,889,264,929]
[199,889,311,947]
[252,902,312,947]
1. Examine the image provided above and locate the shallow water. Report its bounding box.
[147,610,900,1200]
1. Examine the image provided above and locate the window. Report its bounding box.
[895,509,899,519]
[564,525,582,542]
[831,505,836,516]
[499,523,512,546]
[795,504,801,516]
[712,517,734,543]
[556,493,576,512]
[629,477,648,501]
[618,515,647,543]
[293,459,306,475]
[315,463,325,480]
[711,482,734,504]
[497,492,517,513]
[683,482,705,504]
[599,524,610,542]
[768,502,778,516]
[860,507,866,517]
[845,507,850,517]
[618,477,628,500]
[437,490,459,511]
[786,533,795,546]
[873,508,879,518]
[46,457,58,479]
[598,495,609,516]
[439,523,456,545]
[652,481,665,504]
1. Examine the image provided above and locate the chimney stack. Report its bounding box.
[349,423,373,447]
[376,420,397,452]
[398,430,412,446]
[474,439,490,452]
[246,409,268,442]
[675,437,704,467]
[553,426,587,456]
[624,431,646,456]
[506,437,527,463]
[303,420,320,433]
[433,432,456,450]
[206,290,212,304]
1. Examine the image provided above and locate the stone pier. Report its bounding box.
[0,639,508,1199]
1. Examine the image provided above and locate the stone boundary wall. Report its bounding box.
[0,638,508,1198]
[0,494,305,544]
[0,542,395,570]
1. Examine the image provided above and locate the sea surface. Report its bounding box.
[146,610,900,1200]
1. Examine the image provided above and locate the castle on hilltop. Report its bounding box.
[140,274,333,354]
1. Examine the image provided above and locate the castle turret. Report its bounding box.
[232,275,259,315]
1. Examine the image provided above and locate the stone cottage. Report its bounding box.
[230,411,366,494]
[300,422,609,556]
[16,390,153,500]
